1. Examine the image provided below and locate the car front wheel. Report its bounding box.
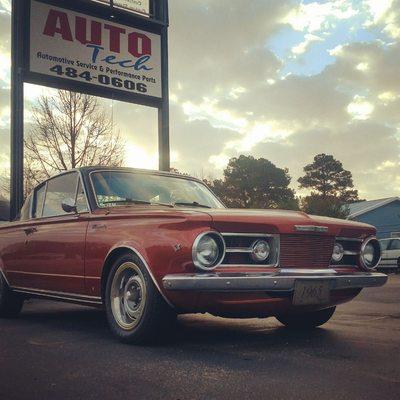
[105,253,176,344]
[276,307,336,329]
[0,272,24,318]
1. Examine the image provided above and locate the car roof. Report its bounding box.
[38,166,204,186]
[78,165,185,176]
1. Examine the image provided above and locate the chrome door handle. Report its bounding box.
[92,224,107,230]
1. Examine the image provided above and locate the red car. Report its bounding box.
[0,167,387,343]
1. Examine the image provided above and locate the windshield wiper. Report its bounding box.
[102,199,174,208]
[102,199,151,205]
[173,201,212,209]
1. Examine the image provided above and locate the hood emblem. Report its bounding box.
[295,225,328,233]
[174,244,182,252]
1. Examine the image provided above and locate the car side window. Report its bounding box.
[389,239,400,250]
[75,179,89,214]
[42,173,78,218]
[33,184,46,218]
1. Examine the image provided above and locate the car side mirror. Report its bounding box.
[61,198,78,214]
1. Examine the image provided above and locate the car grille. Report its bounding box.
[280,234,335,268]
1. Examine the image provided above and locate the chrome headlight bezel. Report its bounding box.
[360,237,381,270]
[192,231,226,271]
[250,240,271,262]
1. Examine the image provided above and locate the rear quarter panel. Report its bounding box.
[0,222,30,285]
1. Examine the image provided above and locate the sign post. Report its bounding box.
[10,0,25,221]
[10,0,170,220]
[156,0,170,171]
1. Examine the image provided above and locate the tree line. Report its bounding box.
[203,154,360,218]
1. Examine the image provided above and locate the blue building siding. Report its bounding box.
[350,200,400,239]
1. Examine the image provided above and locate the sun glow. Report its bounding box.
[124,143,158,170]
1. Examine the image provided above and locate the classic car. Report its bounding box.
[0,167,388,343]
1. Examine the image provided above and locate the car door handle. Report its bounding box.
[23,227,37,236]
[92,224,107,231]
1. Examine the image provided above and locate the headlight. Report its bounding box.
[360,237,381,270]
[332,242,344,262]
[192,232,225,271]
[251,240,270,262]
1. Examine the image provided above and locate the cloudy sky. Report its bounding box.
[1,0,400,200]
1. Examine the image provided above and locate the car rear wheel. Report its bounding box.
[105,253,176,344]
[0,272,24,318]
[276,307,336,329]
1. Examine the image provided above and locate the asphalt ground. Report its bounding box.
[0,275,399,400]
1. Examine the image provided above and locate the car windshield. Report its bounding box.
[91,171,225,209]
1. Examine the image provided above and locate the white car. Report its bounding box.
[379,238,400,270]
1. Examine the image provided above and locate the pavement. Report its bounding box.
[0,275,399,400]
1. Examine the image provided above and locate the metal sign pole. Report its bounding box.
[10,0,24,221]
[157,0,170,171]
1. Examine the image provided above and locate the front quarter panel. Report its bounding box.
[84,209,211,302]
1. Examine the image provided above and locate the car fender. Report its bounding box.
[102,241,174,308]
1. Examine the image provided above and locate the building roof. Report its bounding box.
[347,197,400,219]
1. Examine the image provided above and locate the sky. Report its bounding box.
[0,0,400,200]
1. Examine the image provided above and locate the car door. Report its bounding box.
[9,172,90,294]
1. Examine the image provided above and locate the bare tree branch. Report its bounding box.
[24,90,125,194]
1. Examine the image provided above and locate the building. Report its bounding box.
[347,197,400,239]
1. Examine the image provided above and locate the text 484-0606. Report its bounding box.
[49,65,148,93]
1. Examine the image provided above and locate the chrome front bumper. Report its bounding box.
[162,270,388,292]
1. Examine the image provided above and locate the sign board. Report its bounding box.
[95,0,150,15]
[29,0,162,99]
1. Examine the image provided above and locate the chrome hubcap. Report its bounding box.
[110,262,147,330]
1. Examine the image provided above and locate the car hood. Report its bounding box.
[96,206,375,237]
[201,208,376,237]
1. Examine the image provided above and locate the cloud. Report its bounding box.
[283,0,357,33]
[169,1,287,101]
[355,61,369,71]
[377,91,399,105]
[291,34,324,55]
[363,0,400,39]
[224,122,292,152]
[182,99,248,132]
[347,95,374,120]
[0,0,11,14]
[325,41,400,100]
[376,160,399,170]
[0,11,10,88]
[170,102,242,177]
